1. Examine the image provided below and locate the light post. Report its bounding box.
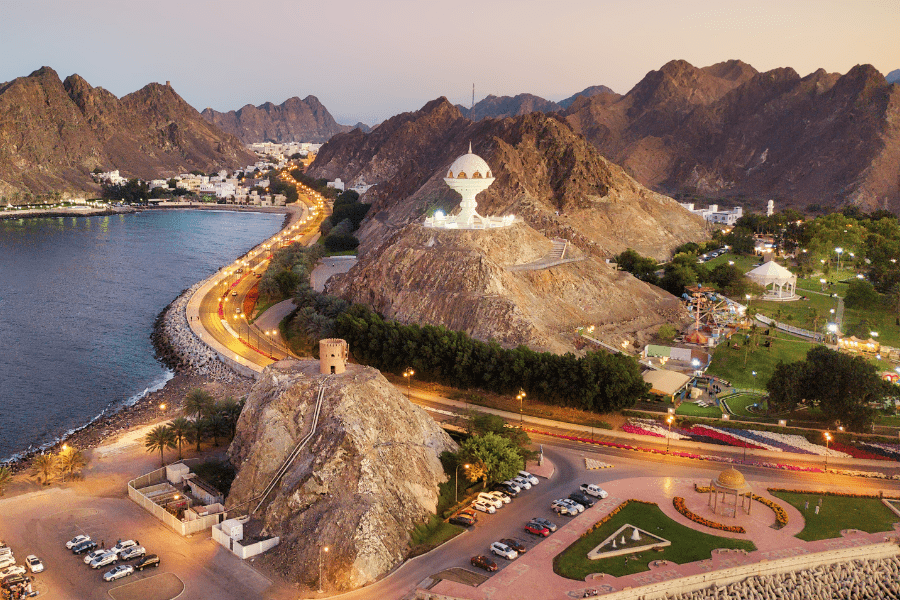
[403,369,414,400]
[820,278,827,291]
[455,463,470,504]
[745,294,752,321]
[517,391,526,424]
[824,432,832,471]
[835,247,843,272]
[319,545,329,593]
[666,416,674,455]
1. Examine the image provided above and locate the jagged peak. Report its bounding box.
[28,66,60,80]
[701,59,758,82]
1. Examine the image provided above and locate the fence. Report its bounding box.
[128,461,226,536]
[755,313,823,341]
[211,517,280,559]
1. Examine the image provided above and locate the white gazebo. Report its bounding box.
[746,261,797,301]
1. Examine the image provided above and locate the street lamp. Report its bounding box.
[666,416,674,454]
[824,432,832,471]
[403,369,414,400]
[455,463,470,504]
[319,545,329,593]
[835,247,843,271]
[517,391,526,424]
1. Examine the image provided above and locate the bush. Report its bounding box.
[323,233,359,252]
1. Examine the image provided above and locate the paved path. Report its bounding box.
[310,256,357,292]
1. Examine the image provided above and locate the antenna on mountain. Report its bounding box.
[472,83,474,109]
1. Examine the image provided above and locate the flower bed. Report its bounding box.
[673,497,746,533]
[862,442,900,460]
[828,441,893,461]
[690,425,772,450]
[744,429,849,457]
[751,494,788,528]
[767,488,900,500]
[580,500,657,538]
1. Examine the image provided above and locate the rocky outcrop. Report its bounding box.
[458,93,563,121]
[327,223,689,353]
[226,360,456,591]
[201,96,361,143]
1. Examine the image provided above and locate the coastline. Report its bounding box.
[1,203,299,471]
[0,205,136,220]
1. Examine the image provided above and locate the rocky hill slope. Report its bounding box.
[563,59,900,213]
[327,223,690,353]
[455,85,618,120]
[226,360,455,592]
[0,67,255,197]
[201,95,365,143]
[309,97,707,261]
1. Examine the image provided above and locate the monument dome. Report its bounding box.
[447,151,493,180]
[715,468,747,490]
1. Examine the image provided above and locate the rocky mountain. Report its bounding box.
[563,59,900,213]
[327,223,690,353]
[456,85,619,120]
[0,67,255,198]
[558,85,618,109]
[201,96,364,143]
[309,97,707,261]
[227,360,455,592]
[886,69,900,85]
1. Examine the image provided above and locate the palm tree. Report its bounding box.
[32,453,57,486]
[807,307,821,332]
[207,413,228,447]
[184,388,215,420]
[218,397,243,437]
[167,418,192,460]
[0,466,11,496]
[144,425,176,467]
[58,446,87,481]
[189,418,206,452]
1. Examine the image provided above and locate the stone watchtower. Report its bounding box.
[319,338,349,374]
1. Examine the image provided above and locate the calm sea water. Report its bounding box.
[0,209,283,462]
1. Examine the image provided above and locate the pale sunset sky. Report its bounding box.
[1,0,897,125]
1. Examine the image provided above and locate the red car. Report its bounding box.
[470,555,498,572]
[524,522,550,537]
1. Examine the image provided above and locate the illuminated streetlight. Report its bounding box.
[455,463,470,504]
[824,432,832,471]
[517,391,526,424]
[666,416,674,454]
[403,369,415,400]
[835,247,843,271]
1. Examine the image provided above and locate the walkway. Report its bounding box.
[310,256,357,292]
[505,238,586,272]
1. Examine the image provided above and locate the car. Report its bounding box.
[551,500,577,516]
[524,522,550,537]
[569,492,595,508]
[90,551,119,569]
[118,546,145,561]
[66,534,91,549]
[236,268,244,274]
[470,500,496,514]
[501,480,522,493]
[458,509,478,521]
[0,546,12,557]
[231,290,238,296]
[72,540,97,554]
[530,517,557,532]
[0,556,15,570]
[518,471,539,485]
[476,493,503,509]
[134,555,160,571]
[580,484,608,499]
[103,564,134,582]
[512,476,532,490]
[490,542,517,560]
[491,483,519,497]
[470,555,497,572]
[84,549,108,564]
[560,499,585,513]
[449,515,475,527]
[499,538,527,553]
[1,575,26,590]
[24,556,43,574]
[0,565,26,579]
[487,491,511,504]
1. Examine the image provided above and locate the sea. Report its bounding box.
[0,209,283,463]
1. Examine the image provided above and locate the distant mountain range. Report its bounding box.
[455,85,617,120]
[887,69,900,85]
[201,96,370,144]
[0,67,254,198]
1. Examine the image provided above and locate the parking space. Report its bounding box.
[108,573,184,600]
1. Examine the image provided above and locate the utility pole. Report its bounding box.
[472,83,474,110]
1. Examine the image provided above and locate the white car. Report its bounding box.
[512,476,532,490]
[90,551,119,569]
[103,564,134,582]
[580,484,608,499]
[560,498,585,513]
[111,540,137,555]
[501,480,522,493]
[490,541,518,560]
[518,470,539,485]
[66,534,91,549]
[551,500,576,516]
[84,549,108,564]
[25,555,44,573]
[0,555,16,570]
[471,500,496,514]
[476,492,503,509]
[0,564,26,578]
[488,490,511,504]
[0,545,13,557]
[118,546,145,561]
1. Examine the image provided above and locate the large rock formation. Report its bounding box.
[327,223,689,353]
[455,86,618,120]
[201,96,365,143]
[0,67,255,197]
[226,360,456,592]
[563,59,900,213]
[309,97,707,261]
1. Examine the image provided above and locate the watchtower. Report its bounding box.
[319,339,349,374]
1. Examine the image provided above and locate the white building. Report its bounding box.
[327,178,345,192]
[94,170,127,185]
[679,203,743,226]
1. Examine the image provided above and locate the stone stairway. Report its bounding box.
[506,238,583,272]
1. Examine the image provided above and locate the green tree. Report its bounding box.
[459,432,524,487]
[32,453,57,486]
[184,388,215,420]
[145,425,177,467]
[656,324,677,343]
[189,418,205,452]
[167,417,192,460]
[207,413,229,446]
[57,446,87,481]
[659,263,697,296]
[844,279,878,309]
[614,249,659,282]
[0,466,11,496]
[766,361,806,413]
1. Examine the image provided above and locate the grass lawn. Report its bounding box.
[553,502,755,580]
[409,516,465,557]
[877,414,900,427]
[676,402,722,418]
[771,491,899,541]
[703,253,759,272]
[706,330,814,389]
[842,304,900,347]
[723,394,768,418]
[753,294,838,331]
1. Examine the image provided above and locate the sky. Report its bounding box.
[1,0,897,125]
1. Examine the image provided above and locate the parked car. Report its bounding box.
[569,492,595,508]
[0,557,15,570]
[66,535,91,549]
[551,500,577,516]
[512,476,532,490]
[524,522,550,537]
[490,541,517,560]
[0,546,12,557]
[501,480,522,493]
[118,546,145,561]
[476,493,503,509]
[24,556,43,574]
[72,540,97,555]
[471,500,496,514]
[580,484,608,499]
[530,517,557,532]
[90,551,119,569]
[1,575,26,590]
[518,470,539,485]
[231,290,238,296]
[84,549,108,564]
[487,491,511,504]
[0,565,26,579]
[449,515,475,527]
[499,538,527,553]
[134,555,160,571]
[491,483,519,497]
[560,499,585,513]
[470,555,497,572]
[103,564,134,582]
[458,509,479,521]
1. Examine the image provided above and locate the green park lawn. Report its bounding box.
[771,491,899,541]
[703,253,759,272]
[752,294,838,332]
[553,501,755,580]
[722,394,768,418]
[676,401,722,418]
[706,330,813,390]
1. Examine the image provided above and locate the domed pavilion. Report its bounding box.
[708,468,753,517]
[424,143,516,230]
